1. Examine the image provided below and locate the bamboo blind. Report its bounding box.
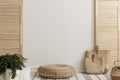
[0,0,22,54]
[95,0,119,65]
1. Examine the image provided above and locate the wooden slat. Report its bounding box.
[0,29,19,34]
[0,16,19,23]
[0,0,20,6]
[99,1,118,7]
[99,7,117,15]
[0,40,20,48]
[0,6,20,16]
[97,26,117,32]
[0,25,20,34]
[0,34,20,39]
[0,48,20,54]
[0,23,19,27]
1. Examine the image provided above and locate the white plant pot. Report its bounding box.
[5,67,30,80]
[6,69,20,80]
[0,73,6,80]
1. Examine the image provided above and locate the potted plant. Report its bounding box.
[0,54,26,79]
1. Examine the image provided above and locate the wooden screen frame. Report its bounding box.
[0,0,23,55]
[95,0,120,65]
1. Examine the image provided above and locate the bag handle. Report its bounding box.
[95,45,100,54]
[92,54,95,62]
[114,60,120,67]
[90,45,100,62]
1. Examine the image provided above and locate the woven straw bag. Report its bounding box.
[85,46,105,74]
[111,60,120,80]
[85,50,111,73]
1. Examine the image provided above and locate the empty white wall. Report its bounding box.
[23,0,94,72]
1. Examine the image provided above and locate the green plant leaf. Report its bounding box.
[0,53,27,79]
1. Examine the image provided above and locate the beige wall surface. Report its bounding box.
[23,0,94,72]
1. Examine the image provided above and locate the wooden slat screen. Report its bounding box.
[95,0,119,65]
[0,0,22,54]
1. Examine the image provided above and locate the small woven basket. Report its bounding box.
[111,76,120,80]
[38,64,75,79]
[111,60,120,80]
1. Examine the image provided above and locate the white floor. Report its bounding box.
[0,67,111,80]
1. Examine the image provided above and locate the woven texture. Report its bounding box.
[85,50,111,73]
[38,64,75,79]
[111,61,120,80]
[85,46,105,74]
[111,76,120,80]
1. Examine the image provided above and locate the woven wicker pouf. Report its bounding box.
[38,64,75,79]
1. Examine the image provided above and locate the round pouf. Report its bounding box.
[38,64,75,79]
